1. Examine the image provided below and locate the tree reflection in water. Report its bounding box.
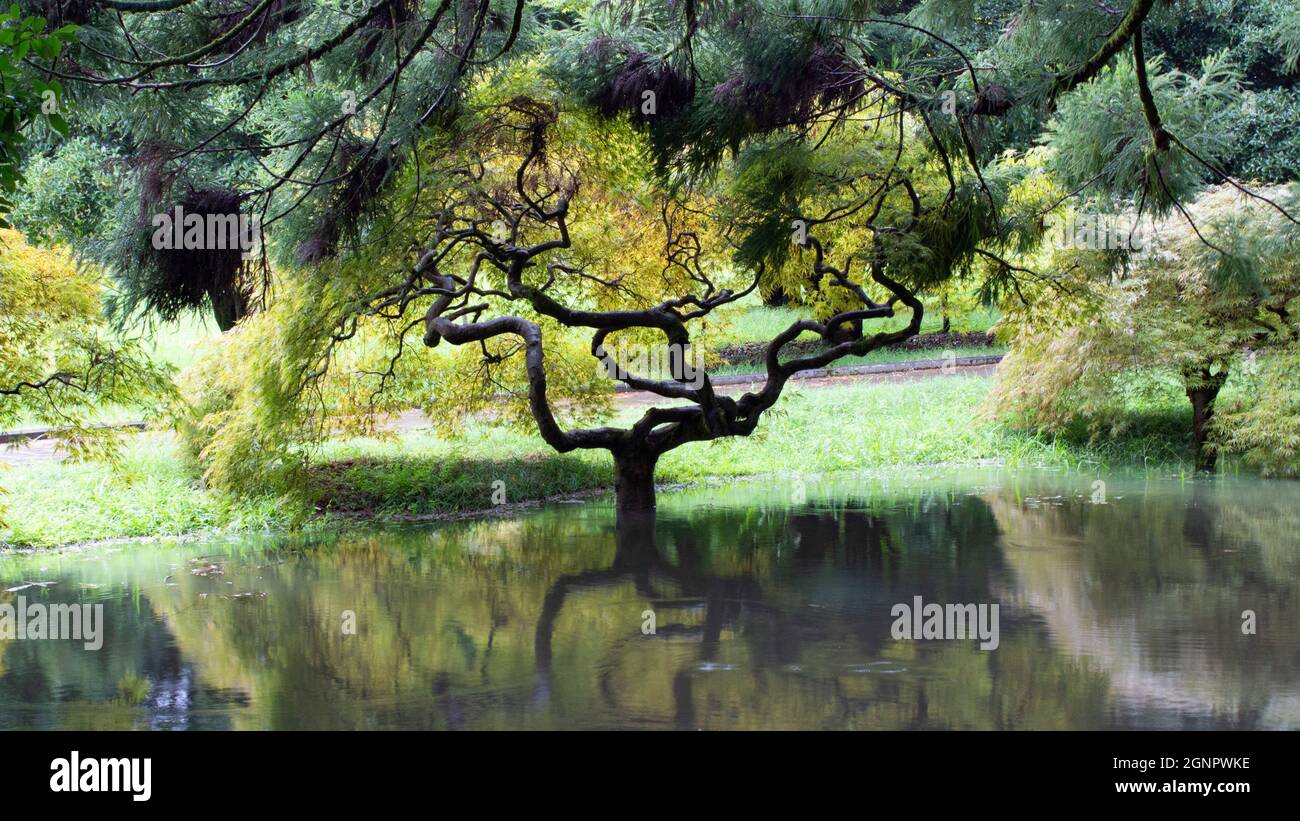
[2,470,1299,729]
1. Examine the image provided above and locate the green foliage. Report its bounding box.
[16,1,544,325]
[1212,347,1300,475]
[1148,0,1299,87]
[718,118,1027,323]
[548,0,880,178]
[987,184,1300,472]
[1275,10,1300,73]
[0,6,75,224]
[1044,52,1242,212]
[1218,87,1300,183]
[0,229,175,455]
[8,136,120,246]
[0,229,175,528]
[171,269,381,507]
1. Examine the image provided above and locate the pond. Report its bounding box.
[2,468,1298,730]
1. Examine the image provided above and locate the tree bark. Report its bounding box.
[1186,372,1225,472]
[827,317,863,344]
[614,451,659,517]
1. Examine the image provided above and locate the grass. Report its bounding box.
[705,294,1000,348]
[0,372,1200,548]
[708,343,1005,376]
[134,313,220,372]
[0,436,284,548]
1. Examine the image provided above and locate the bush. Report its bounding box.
[1219,87,1300,183]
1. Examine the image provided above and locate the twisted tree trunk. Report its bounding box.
[410,109,924,526]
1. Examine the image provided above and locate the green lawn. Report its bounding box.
[704,294,1000,348]
[134,313,220,372]
[0,442,285,548]
[0,372,1198,549]
[708,343,1005,376]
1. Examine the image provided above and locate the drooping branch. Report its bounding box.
[1132,27,1169,152]
[1052,0,1158,100]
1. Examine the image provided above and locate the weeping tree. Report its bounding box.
[398,99,940,515]
[166,5,1054,518]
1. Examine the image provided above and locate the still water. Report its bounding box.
[2,468,1298,730]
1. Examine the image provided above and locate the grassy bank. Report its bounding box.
[0,373,1199,548]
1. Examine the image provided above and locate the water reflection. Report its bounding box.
[2,469,1298,729]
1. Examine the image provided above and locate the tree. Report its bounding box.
[1148,0,1300,184]
[13,0,538,330]
[404,99,937,517]
[0,229,173,459]
[987,184,1300,472]
[169,37,1046,518]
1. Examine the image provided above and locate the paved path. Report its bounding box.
[1,356,1001,465]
